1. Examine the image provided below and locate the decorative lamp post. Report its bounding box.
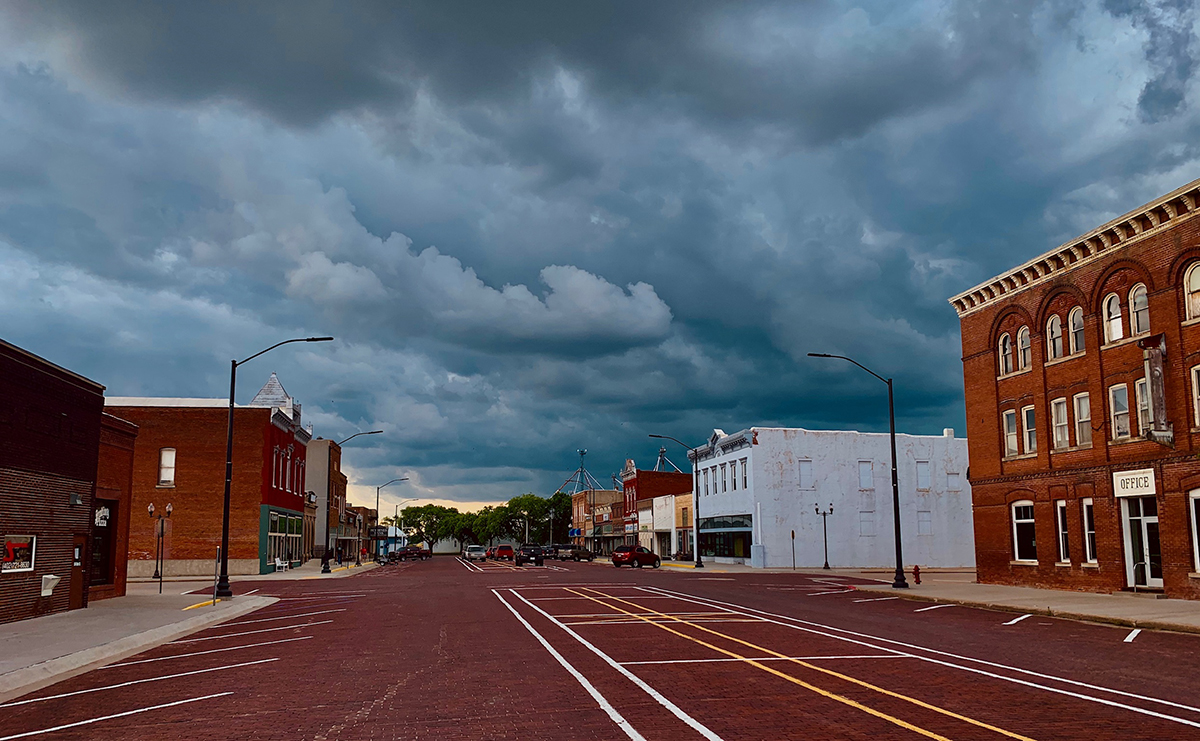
[216,336,333,598]
[815,503,833,570]
[148,502,173,594]
[374,479,408,561]
[808,353,908,589]
[649,434,704,569]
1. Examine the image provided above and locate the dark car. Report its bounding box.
[559,545,594,562]
[396,545,431,561]
[612,545,660,568]
[540,544,558,560]
[494,544,514,561]
[515,543,544,566]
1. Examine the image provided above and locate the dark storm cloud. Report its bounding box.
[1,1,1198,505]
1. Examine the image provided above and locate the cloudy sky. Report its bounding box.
[1,1,1197,511]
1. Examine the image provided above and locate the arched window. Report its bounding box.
[1069,307,1085,354]
[999,333,1013,375]
[1187,264,1200,320]
[1017,326,1031,369]
[1104,294,1123,342]
[1129,284,1149,335]
[1046,315,1063,360]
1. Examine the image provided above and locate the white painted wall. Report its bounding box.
[652,494,675,532]
[692,427,974,569]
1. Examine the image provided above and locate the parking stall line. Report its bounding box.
[1002,614,1032,626]
[0,659,277,708]
[620,655,909,667]
[854,597,899,603]
[0,692,233,741]
[571,588,1032,741]
[492,590,648,741]
[1124,629,1142,643]
[914,604,954,613]
[224,608,347,626]
[103,636,313,668]
[808,590,855,596]
[172,619,333,643]
[508,589,726,741]
[641,585,1200,729]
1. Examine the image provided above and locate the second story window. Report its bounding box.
[1069,307,1085,354]
[1187,263,1200,320]
[858,460,873,490]
[158,448,176,487]
[1110,384,1131,439]
[1104,294,1123,343]
[916,460,931,490]
[1135,378,1152,433]
[1003,410,1018,457]
[1047,315,1064,360]
[1017,327,1031,369]
[1022,406,1037,453]
[1051,398,1069,449]
[1074,393,1092,447]
[741,458,748,488]
[1130,284,1150,335]
[999,333,1013,375]
[798,460,814,490]
[730,459,737,490]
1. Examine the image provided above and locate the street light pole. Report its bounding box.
[376,478,408,562]
[808,353,908,589]
[148,502,173,594]
[815,503,833,570]
[322,431,382,574]
[649,434,704,569]
[216,336,333,598]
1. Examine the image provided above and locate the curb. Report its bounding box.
[854,586,1200,636]
[0,595,277,704]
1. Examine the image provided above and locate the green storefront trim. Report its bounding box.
[259,504,304,573]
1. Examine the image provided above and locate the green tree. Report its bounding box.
[400,504,458,548]
[507,493,549,543]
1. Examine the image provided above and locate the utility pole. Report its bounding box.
[815,503,833,570]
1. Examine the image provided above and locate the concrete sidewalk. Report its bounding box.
[0,582,276,704]
[129,557,379,583]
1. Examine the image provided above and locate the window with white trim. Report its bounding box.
[741,458,748,488]
[1017,326,1031,370]
[1130,284,1150,335]
[1187,263,1200,320]
[1051,398,1069,450]
[1189,490,1200,571]
[271,447,279,488]
[1192,366,1200,427]
[858,460,873,490]
[1003,410,1018,457]
[703,469,709,496]
[798,460,814,490]
[720,463,727,493]
[1082,498,1097,563]
[1109,384,1131,439]
[1022,405,1037,453]
[1047,315,1064,360]
[730,459,737,490]
[1104,294,1123,342]
[1074,393,1092,447]
[916,460,930,491]
[859,511,875,537]
[158,448,176,486]
[1069,307,1085,354]
[999,333,1013,375]
[917,510,933,536]
[1055,500,1069,563]
[1012,501,1037,562]
[1135,378,1152,434]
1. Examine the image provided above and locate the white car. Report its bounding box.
[463,545,487,562]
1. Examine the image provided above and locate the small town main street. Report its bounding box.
[4,558,1200,740]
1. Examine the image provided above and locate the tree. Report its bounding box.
[400,504,458,548]
[547,491,572,543]
[507,493,549,542]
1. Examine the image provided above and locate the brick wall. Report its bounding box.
[958,188,1200,598]
[90,413,138,601]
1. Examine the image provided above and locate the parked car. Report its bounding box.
[493,544,514,561]
[515,543,544,566]
[463,545,487,562]
[612,545,660,568]
[486,546,496,559]
[558,545,594,562]
[540,544,558,560]
[396,545,431,561]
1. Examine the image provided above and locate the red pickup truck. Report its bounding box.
[395,545,431,561]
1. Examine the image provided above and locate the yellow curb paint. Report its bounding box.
[182,598,222,610]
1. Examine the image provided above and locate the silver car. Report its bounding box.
[463,544,487,562]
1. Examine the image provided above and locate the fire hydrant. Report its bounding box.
[912,564,921,585]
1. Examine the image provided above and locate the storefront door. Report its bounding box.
[1122,496,1163,589]
[69,535,87,609]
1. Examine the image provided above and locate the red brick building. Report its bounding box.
[620,455,692,551]
[0,339,135,624]
[951,178,1200,598]
[107,372,313,577]
[92,413,139,602]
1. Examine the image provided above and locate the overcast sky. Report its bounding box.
[1,1,1197,511]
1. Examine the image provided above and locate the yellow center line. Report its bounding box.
[571,588,1037,741]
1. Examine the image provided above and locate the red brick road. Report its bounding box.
[3,558,1200,739]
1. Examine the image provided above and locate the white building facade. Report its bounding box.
[688,427,974,569]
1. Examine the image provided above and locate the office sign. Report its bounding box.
[1113,468,1155,498]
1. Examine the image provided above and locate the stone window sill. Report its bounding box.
[156,484,175,489]
[1183,317,1200,328]
[997,368,1033,382]
[1010,560,1039,567]
[1051,444,1093,454]
[1003,452,1038,462]
[1055,561,1071,568]
[1109,436,1144,446]
[1044,353,1085,368]
[1102,335,1145,351]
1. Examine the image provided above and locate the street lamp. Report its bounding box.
[815,503,833,570]
[808,352,908,589]
[216,336,333,598]
[321,430,382,574]
[375,478,408,561]
[392,497,418,559]
[649,434,703,569]
[148,502,172,594]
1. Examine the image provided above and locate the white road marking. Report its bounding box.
[104,636,313,668]
[492,590,646,741]
[565,618,764,626]
[854,597,899,603]
[641,585,1200,729]
[914,604,953,613]
[224,608,346,626]
[808,590,855,596]
[510,589,726,741]
[621,655,908,666]
[172,620,333,643]
[456,557,484,572]
[0,692,233,741]
[0,660,276,708]
[244,588,260,595]
[1002,614,1032,626]
[1124,629,1142,643]
[275,594,365,600]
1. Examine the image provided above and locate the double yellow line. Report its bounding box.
[565,588,1035,741]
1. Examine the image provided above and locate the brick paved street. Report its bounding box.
[4,557,1200,740]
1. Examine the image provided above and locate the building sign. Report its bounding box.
[2,535,36,573]
[1113,468,1155,498]
[94,506,111,528]
[625,523,636,533]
